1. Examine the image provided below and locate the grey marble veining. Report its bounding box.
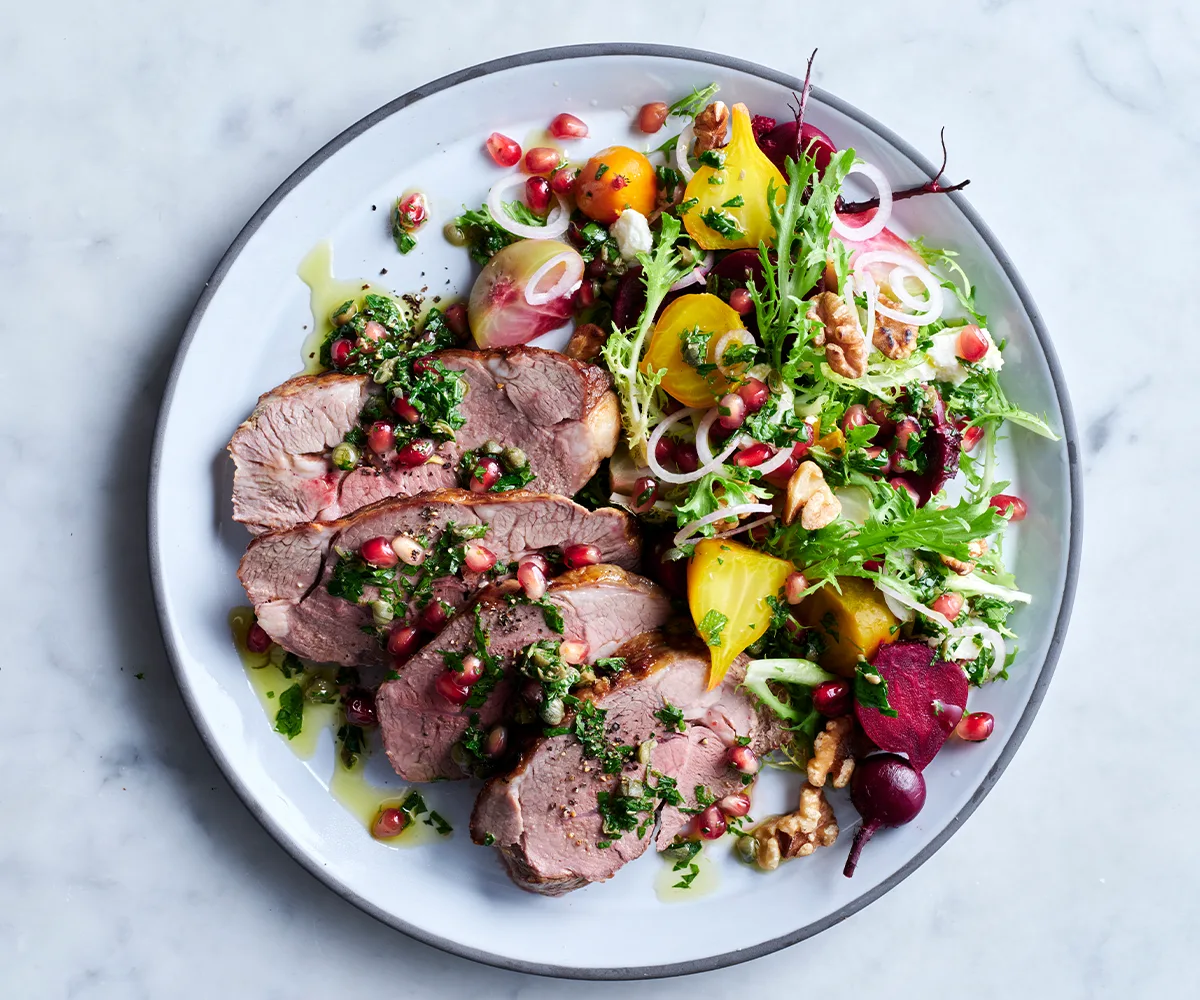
[1,1,1196,996]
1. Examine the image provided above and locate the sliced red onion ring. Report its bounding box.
[853,251,944,326]
[875,577,953,629]
[487,173,570,239]
[674,504,775,548]
[832,162,892,242]
[713,330,755,378]
[942,622,1007,679]
[712,513,776,540]
[608,491,673,514]
[524,250,584,306]
[674,122,696,181]
[668,251,714,293]
[647,408,746,485]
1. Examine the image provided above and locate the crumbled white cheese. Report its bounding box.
[923,327,1003,385]
[610,209,652,262]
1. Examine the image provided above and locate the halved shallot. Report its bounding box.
[832,161,892,242]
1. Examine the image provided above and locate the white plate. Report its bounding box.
[149,44,1081,979]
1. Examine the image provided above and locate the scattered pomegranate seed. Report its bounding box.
[728,745,759,775]
[549,167,577,196]
[521,553,550,575]
[813,680,851,717]
[548,112,588,139]
[560,641,589,665]
[435,671,471,706]
[463,541,497,574]
[525,175,552,215]
[718,393,746,430]
[394,191,428,231]
[470,456,502,492]
[989,493,1027,521]
[329,337,354,368]
[932,699,965,733]
[930,592,965,620]
[485,132,521,167]
[573,279,597,309]
[411,356,438,377]
[372,807,408,840]
[344,689,378,727]
[386,624,422,660]
[957,325,990,363]
[524,146,562,174]
[718,793,751,818]
[842,403,869,434]
[459,654,485,685]
[736,377,769,413]
[894,416,921,453]
[517,558,547,600]
[961,424,985,452]
[733,443,771,467]
[417,600,448,633]
[391,395,420,424]
[246,622,272,653]
[675,441,700,474]
[630,476,659,514]
[864,446,885,462]
[696,804,727,840]
[485,725,508,757]
[367,421,395,455]
[636,101,669,134]
[444,303,469,340]
[785,571,808,605]
[360,536,399,568]
[395,438,434,467]
[563,543,601,568]
[956,711,995,742]
[654,436,676,468]
[728,288,754,315]
[863,558,884,572]
[763,455,799,489]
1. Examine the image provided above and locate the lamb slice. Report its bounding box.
[470,633,784,896]
[228,347,619,533]
[376,565,672,783]
[237,489,640,667]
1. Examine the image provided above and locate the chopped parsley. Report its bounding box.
[699,207,744,240]
[698,148,725,169]
[425,811,453,836]
[854,662,898,718]
[274,684,304,739]
[594,163,610,179]
[453,205,517,264]
[458,446,536,493]
[698,609,729,648]
[572,701,634,774]
[654,701,686,733]
[721,194,745,208]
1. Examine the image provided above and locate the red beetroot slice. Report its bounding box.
[855,641,969,771]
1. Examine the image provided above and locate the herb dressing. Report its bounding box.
[328,759,442,848]
[297,241,396,374]
[654,848,719,902]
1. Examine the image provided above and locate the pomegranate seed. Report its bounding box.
[727,745,759,775]
[524,146,562,174]
[866,398,895,433]
[434,671,471,706]
[718,793,751,818]
[395,438,434,466]
[961,424,985,452]
[549,167,577,195]
[763,455,799,489]
[675,442,700,474]
[361,320,386,343]
[525,175,552,215]
[485,132,521,167]
[560,641,588,665]
[484,725,508,757]
[736,377,769,413]
[785,571,808,605]
[386,624,421,660]
[344,690,378,727]
[417,600,448,633]
[957,325,990,363]
[842,403,869,434]
[469,456,502,492]
[517,559,548,600]
[459,654,484,685]
[989,493,1028,521]
[636,101,669,134]
[733,443,771,467]
[864,446,885,462]
[630,476,659,514]
[728,288,754,314]
[563,543,600,569]
[395,191,428,231]
[463,542,497,574]
[444,303,469,340]
[246,622,272,653]
[813,680,851,717]
[411,356,437,376]
[889,477,920,503]
[372,807,408,840]
[654,436,676,468]
[894,417,921,453]
[367,421,395,455]
[360,536,399,568]
[956,711,996,742]
[391,395,420,424]
[931,592,965,620]
[863,558,884,572]
[548,112,588,139]
[573,280,597,309]
[329,337,354,368]
[696,804,727,840]
[390,535,425,566]
[718,393,746,430]
[521,553,550,574]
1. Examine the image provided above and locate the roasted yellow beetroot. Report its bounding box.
[575,146,657,224]
[797,576,899,677]
[688,538,793,689]
[640,293,743,406]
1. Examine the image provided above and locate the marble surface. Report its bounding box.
[2,1,1196,995]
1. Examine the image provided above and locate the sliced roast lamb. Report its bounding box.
[470,633,785,896]
[238,489,640,667]
[228,347,619,534]
[375,565,672,783]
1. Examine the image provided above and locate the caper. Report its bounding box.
[480,439,503,456]
[766,370,784,394]
[443,222,468,246]
[736,834,758,864]
[529,648,553,670]
[370,599,394,626]
[637,738,657,766]
[331,300,357,327]
[501,445,527,472]
[663,842,695,863]
[576,667,596,687]
[304,676,338,704]
[331,442,360,470]
[541,697,565,726]
[450,742,472,769]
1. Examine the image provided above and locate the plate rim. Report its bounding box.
[147,42,1083,981]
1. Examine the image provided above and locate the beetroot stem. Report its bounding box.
[838,126,971,214]
[843,819,880,878]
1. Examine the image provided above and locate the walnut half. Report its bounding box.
[564,322,606,362]
[872,294,918,360]
[806,715,856,789]
[782,461,841,530]
[693,101,730,155]
[748,784,839,871]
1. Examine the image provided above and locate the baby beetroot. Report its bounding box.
[843,753,926,877]
[854,641,968,771]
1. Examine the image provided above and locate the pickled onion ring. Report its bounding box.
[674,123,696,181]
[832,162,892,241]
[487,173,570,239]
[674,504,774,548]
